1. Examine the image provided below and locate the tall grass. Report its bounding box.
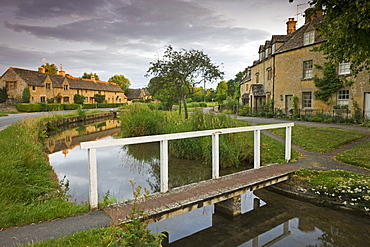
[0,118,88,229]
[119,106,253,167]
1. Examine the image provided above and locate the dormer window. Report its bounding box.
[338,62,351,75]
[304,31,315,46]
[265,48,269,58]
[259,52,263,61]
[63,85,68,91]
[272,44,276,54]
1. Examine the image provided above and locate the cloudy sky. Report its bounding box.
[0,0,308,88]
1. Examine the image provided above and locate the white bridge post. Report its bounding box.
[254,129,261,169]
[160,140,169,192]
[212,132,220,179]
[88,148,98,209]
[285,126,292,162]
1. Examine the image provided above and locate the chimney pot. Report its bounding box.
[38,67,45,73]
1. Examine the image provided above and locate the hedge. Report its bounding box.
[15,103,127,112]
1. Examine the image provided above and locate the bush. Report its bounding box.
[73,94,85,104]
[310,117,323,122]
[239,104,250,116]
[63,104,79,110]
[15,103,42,112]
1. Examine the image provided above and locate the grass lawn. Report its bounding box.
[266,124,367,153]
[0,118,89,229]
[336,139,370,169]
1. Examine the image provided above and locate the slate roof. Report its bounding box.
[8,67,124,93]
[275,16,325,54]
[126,89,151,100]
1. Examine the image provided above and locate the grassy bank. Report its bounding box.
[0,117,89,229]
[266,125,366,153]
[291,169,370,212]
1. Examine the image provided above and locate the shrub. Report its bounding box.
[310,117,323,122]
[22,87,31,103]
[15,103,42,112]
[239,104,250,116]
[73,94,85,104]
[63,104,79,110]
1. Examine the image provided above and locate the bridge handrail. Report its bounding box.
[80,122,294,209]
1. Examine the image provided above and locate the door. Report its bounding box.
[365,93,370,118]
[285,95,293,114]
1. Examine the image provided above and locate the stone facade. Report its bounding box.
[0,67,127,104]
[240,9,370,118]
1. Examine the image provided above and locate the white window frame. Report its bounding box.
[271,44,276,54]
[338,90,349,106]
[303,60,313,79]
[302,92,312,108]
[259,52,263,61]
[338,62,351,75]
[304,31,315,46]
[265,48,269,58]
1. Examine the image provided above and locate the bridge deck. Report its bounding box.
[105,163,298,224]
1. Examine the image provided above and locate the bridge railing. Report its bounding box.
[80,123,294,209]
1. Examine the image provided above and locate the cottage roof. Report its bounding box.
[275,16,325,54]
[8,67,124,93]
[126,89,143,100]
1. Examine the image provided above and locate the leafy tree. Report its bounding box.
[227,71,243,98]
[82,72,100,81]
[146,45,224,118]
[147,77,179,110]
[290,0,370,77]
[108,74,131,92]
[73,94,86,104]
[94,94,105,103]
[41,63,58,74]
[216,80,228,104]
[22,87,30,103]
[0,87,7,103]
[205,88,217,102]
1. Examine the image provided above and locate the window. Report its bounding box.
[32,86,36,91]
[265,48,269,58]
[271,44,276,54]
[302,92,312,108]
[259,52,263,61]
[303,60,313,79]
[338,90,349,106]
[339,62,351,75]
[40,96,46,102]
[63,85,68,91]
[5,81,17,88]
[267,68,272,80]
[63,97,69,103]
[255,73,259,84]
[46,83,51,90]
[304,31,315,45]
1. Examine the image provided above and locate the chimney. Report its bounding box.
[304,8,323,24]
[286,18,297,34]
[91,74,96,82]
[38,67,45,73]
[59,64,65,76]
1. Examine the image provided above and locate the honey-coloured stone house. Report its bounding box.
[240,9,370,118]
[0,66,127,104]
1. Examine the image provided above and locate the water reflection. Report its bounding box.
[48,119,251,203]
[152,189,370,247]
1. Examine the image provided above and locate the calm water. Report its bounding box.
[47,119,370,246]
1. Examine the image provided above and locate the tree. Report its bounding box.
[94,94,105,103]
[22,87,30,103]
[290,0,370,77]
[215,80,228,104]
[227,71,243,98]
[41,63,58,74]
[0,87,7,103]
[108,75,131,92]
[147,77,179,110]
[82,72,100,81]
[146,45,224,118]
[74,94,86,104]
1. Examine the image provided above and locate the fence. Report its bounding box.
[80,123,294,209]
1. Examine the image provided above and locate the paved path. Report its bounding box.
[1,114,369,246]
